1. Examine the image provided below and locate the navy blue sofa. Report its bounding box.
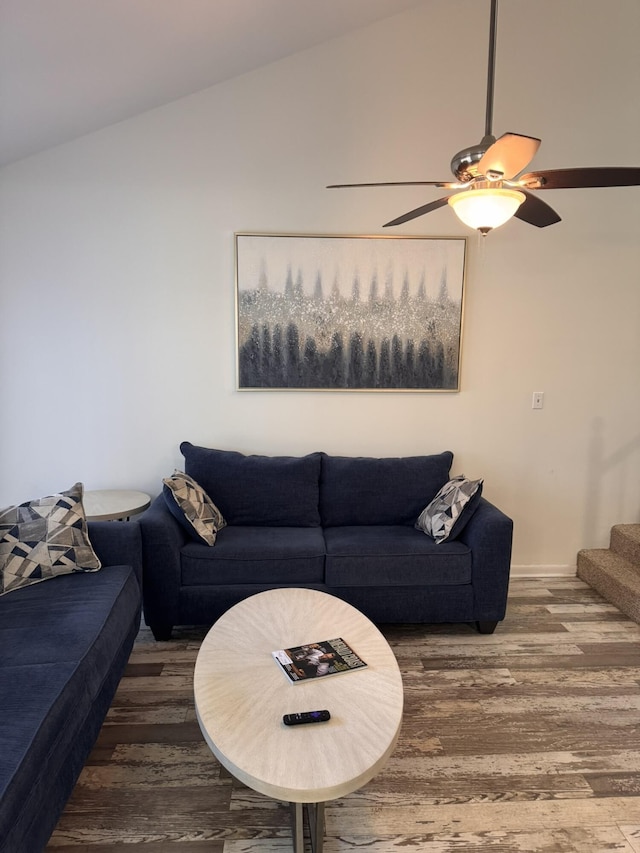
[139,445,513,640]
[0,521,142,853]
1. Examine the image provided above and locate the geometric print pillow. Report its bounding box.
[0,482,101,596]
[162,470,226,546]
[415,475,483,544]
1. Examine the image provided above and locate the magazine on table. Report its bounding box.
[271,637,367,684]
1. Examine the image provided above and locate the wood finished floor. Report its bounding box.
[47,578,640,852]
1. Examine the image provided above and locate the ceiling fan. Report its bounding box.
[327,0,640,235]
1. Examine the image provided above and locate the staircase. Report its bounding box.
[577,524,640,624]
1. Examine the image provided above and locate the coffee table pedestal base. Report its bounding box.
[291,801,325,853]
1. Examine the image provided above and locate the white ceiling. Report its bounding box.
[0,0,427,168]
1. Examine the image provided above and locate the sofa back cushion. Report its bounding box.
[320,451,453,527]
[180,443,322,527]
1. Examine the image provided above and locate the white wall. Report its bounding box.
[1,0,639,574]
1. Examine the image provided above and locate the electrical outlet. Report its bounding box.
[532,391,544,409]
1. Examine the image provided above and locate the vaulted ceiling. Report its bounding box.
[0,0,427,167]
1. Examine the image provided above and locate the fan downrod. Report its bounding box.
[451,0,500,183]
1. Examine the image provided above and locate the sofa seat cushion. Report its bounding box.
[180,526,326,585]
[0,564,140,672]
[320,452,453,527]
[0,565,141,848]
[180,443,322,527]
[324,526,471,587]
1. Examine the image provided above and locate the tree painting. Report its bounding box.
[235,234,466,391]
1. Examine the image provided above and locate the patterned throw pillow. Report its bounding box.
[415,475,483,544]
[162,471,226,546]
[0,482,101,596]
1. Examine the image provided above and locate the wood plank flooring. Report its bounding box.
[47,579,640,852]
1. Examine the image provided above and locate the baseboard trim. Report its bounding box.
[510,564,577,578]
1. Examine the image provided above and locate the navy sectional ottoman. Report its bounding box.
[0,521,142,853]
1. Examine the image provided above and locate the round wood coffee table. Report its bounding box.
[193,588,403,853]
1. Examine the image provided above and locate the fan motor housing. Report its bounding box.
[451,135,495,182]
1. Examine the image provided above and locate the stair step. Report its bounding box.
[610,523,640,565]
[577,548,640,625]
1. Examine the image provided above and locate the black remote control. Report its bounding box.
[283,710,331,726]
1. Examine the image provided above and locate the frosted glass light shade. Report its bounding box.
[448,188,526,233]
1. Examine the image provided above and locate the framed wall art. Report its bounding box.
[235,233,467,392]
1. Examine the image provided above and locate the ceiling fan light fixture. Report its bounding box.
[448,187,526,234]
[327,0,640,228]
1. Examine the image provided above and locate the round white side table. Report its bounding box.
[83,489,151,522]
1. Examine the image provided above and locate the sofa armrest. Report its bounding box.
[137,494,188,637]
[457,497,513,622]
[88,520,143,587]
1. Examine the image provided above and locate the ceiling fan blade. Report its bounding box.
[514,190,561,228]
[383,196,450,227]
[478,132,541,180]
[518,166,640,190]
[327,180,461,189]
